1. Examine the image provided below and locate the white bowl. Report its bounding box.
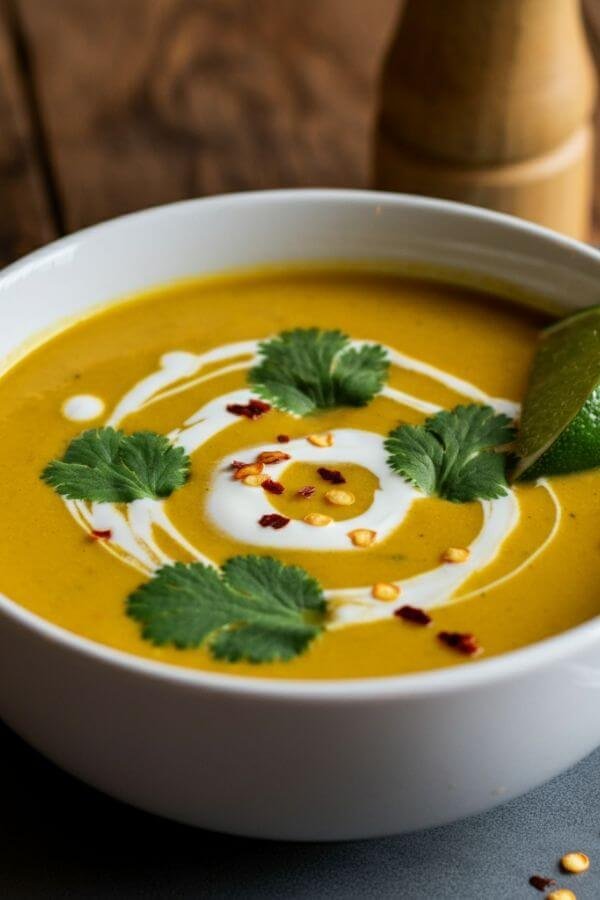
[1,190,600,841]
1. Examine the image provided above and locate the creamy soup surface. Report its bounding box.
[1,267,598,679]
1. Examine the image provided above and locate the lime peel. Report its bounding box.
[515,304,600,481]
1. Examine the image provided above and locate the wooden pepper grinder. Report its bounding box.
[374,0,597,240]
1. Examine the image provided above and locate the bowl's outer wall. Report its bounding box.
[1,190,600,838]
[2,599,600,839]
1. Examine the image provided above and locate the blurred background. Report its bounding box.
[3,0,600,270]
[0,0,396,263]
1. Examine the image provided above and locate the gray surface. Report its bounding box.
[3,717,599,899]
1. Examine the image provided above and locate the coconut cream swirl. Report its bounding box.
[63,340,561,626]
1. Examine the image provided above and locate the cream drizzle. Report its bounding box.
[106,343,258,427]
[62,393,105,422]
[61,337,561,627]
[456,478,562,603]
[375,343,520,419]
[209,430,417,551]
[328,493,520,625]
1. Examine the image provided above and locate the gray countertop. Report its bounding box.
[3,718,599,899]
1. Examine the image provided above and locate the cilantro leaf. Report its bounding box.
[385,404,515,503]
[249,328,389,415]
[126,555,326,663]
[42,427,190,502]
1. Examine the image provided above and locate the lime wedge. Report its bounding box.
[514,304,600,481]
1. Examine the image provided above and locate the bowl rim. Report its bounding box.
[2,186,600,701]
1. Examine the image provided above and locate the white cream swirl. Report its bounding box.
[209,430,416,551]
[62,394,105,422]
[62,338,560,627]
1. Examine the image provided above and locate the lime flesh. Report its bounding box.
[514,304,600,481]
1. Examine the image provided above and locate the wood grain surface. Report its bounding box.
[13,0,397,238]
[0,0,599,268]
[0,0,55,262]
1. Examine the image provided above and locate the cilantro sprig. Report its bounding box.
[249,328,389,416]
[42,427,190,503]
[127,555,326,663]
[385,404,515,503]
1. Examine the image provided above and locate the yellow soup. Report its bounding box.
[1,267,599,679]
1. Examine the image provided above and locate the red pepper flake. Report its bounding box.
[259,513,290,529]
[262,478,285,495]
[226,398,271,419]
[529,875,557,891]
[394,605,431,626]
[297,485,316,498]
[317,466,346,485]
[90,529,112,540]
[438,631,481,656]
[230,459,251,470]
[277,434,290,443]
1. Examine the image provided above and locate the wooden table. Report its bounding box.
[0,0,398,265]
[3,0,600,271]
